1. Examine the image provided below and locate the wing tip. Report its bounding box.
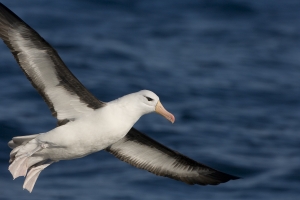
[203,171,240,185]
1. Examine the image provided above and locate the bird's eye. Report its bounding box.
[145,96,153,101]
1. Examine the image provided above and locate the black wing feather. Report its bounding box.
[106,128,239,185]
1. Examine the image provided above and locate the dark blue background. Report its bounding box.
[0,0,300,199]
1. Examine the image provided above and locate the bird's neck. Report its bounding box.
[108,98,145,125]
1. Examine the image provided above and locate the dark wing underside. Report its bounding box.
[0,3,105,125]
[106,128,239,185]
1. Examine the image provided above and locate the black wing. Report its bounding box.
[106,128,239,185]
[0,3,105,126]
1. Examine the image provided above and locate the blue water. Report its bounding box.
[0,0,300,199]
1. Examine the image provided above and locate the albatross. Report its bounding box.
[0,3,239,193]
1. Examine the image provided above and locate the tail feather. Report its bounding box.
[10,136,41,164]
[9,156,28,179]
[8,134,38,149]
[23,161,53,193]
[8,140,43,179]
[9,146,22,164]
[8,134,51,192]
[9,155,45,179]
[8,140,18,149]
[23,168,41,193]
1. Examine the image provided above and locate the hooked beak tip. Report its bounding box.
[169,114,175,124]
[155,101,175,124]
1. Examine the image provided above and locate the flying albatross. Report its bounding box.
[0,3,239,193]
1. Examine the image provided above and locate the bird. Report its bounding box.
[0,3,239,193]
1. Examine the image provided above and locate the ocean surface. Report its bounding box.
[0,0,300,199]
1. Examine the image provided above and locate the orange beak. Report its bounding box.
[155,101,175,123]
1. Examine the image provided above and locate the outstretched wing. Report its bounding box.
[106,128,239,185]
[0,3,105,126]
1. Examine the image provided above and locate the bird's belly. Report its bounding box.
[44,134,121,161]
[38,118,132,161]
[65,128,127,159]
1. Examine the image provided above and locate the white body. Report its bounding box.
[8,90,165,193]
[31,96,144,161]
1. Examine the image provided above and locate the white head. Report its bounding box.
[117,90,175,123]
